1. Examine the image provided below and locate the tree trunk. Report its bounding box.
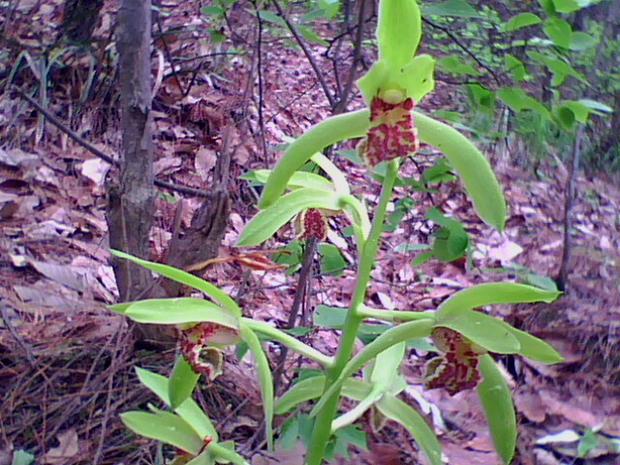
[107,0,162,342]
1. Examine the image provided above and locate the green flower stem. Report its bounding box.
[306,160,399,465]
[241,318,334,368]
[358,305,435,322]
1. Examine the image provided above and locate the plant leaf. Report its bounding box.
[414,112,506,230]
[237,188,342,247]
[136,367,217,440]
[507,327,564,364]
[310,319,434,417]
[310,153,350,195]
[501,13,542,32]
[435,282,561,321]
[114,298,240,327]
[259,110,369,209]
[435,311,521,354]
[240,324,274,450]
[110,250,241,316]
[477,355,517,464]
[423,0,482,18]
[169,355,201,409]
[121,411,204,454]
[241,169,334,191]
[376,395,443,465]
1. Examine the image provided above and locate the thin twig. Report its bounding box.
[155,15,185,95]
[253,0,269,160]
[423,17,501,86]
[272,238,318,392]
[334,0,368,114]
[272,0,335,107]
[15,87,212,198]
[0,303,36,367]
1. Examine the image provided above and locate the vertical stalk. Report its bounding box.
[306,160,399,465]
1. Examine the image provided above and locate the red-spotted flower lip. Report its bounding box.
[424,327,485,396]
[298,208,328,242]
[180,323,239,379]
[361,96,420,167]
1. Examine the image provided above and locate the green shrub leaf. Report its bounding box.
[169,355,201,410]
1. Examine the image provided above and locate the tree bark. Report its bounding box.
[107,0,160,341]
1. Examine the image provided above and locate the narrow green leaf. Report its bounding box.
[241,169,334,191]
[240,324,274,450]
[121,411,204,454]
[507,327,564,364]
[414,112,506,230]
[422,0,481,18]
[501,13,541,33]
[169,355,200,409]
[477,355,517,464]
[238,188,341,247]
[110,250,241,316]
[118,298,240,327]
[258,10,286,26]
[377,0,421,68]
[436,311,521,354]
[435,282,561,321]
[259,110,370,209]
[136,367,217,440]
[186,451,216,465]
[310,319,434,417]
[210,443,251,465]
[376,395,443,465]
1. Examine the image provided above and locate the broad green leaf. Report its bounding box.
[314,305,347,328]
[552,0,595,13]
[504,55,527,82]
[310,153,350,195]
[237,188,342,247]
[377,0,421,69]
[121,411,204,454]
[169,355,200,409]
[115,298,240,327]
[370,343,405,388]
[414,112,506,230]
[10,450,34,465]
[241,169,334,191]
[110,250,241,316]
[427,208,469,262]
[310,319,434,417]
[437,55,481,77]
[201,6,225,16]
[527,51,587,86]
[136,367,217,440]
[498,88,550,119]
[210,443,251,465]
[259,110,369,209]
[376,395,443,465]
[240,324,274,450]
[508,327,564,363]
[435,282,561,321]
[477,355,517,464]
[258,10,286,26]
[543,17,572,49]
[319,243,348,276]
[422,0,481,18]
[502,13,541,33]
[436,311,521,354]
[570,31,597,51]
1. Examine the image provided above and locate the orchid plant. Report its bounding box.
[109,1,564,464]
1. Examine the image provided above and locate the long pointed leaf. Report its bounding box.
[110,250,241,316]
[508,327,564,363]
[258,110,370,209]
[237,188,342,247]
[136,367,217,440]
[114,298,240,327]
[414,112,507,231]
[121,411,203,454]
[376,395,443,465]
[435,283,561,322]
[477,355,517,464]
[310,319,434,417]
[240,324,274,450]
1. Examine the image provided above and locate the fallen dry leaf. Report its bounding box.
[42,429,79,465]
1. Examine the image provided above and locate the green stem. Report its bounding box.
[241,318,334,368]
[306,160,399,465]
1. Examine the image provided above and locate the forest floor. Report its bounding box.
[1,1,619,465]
